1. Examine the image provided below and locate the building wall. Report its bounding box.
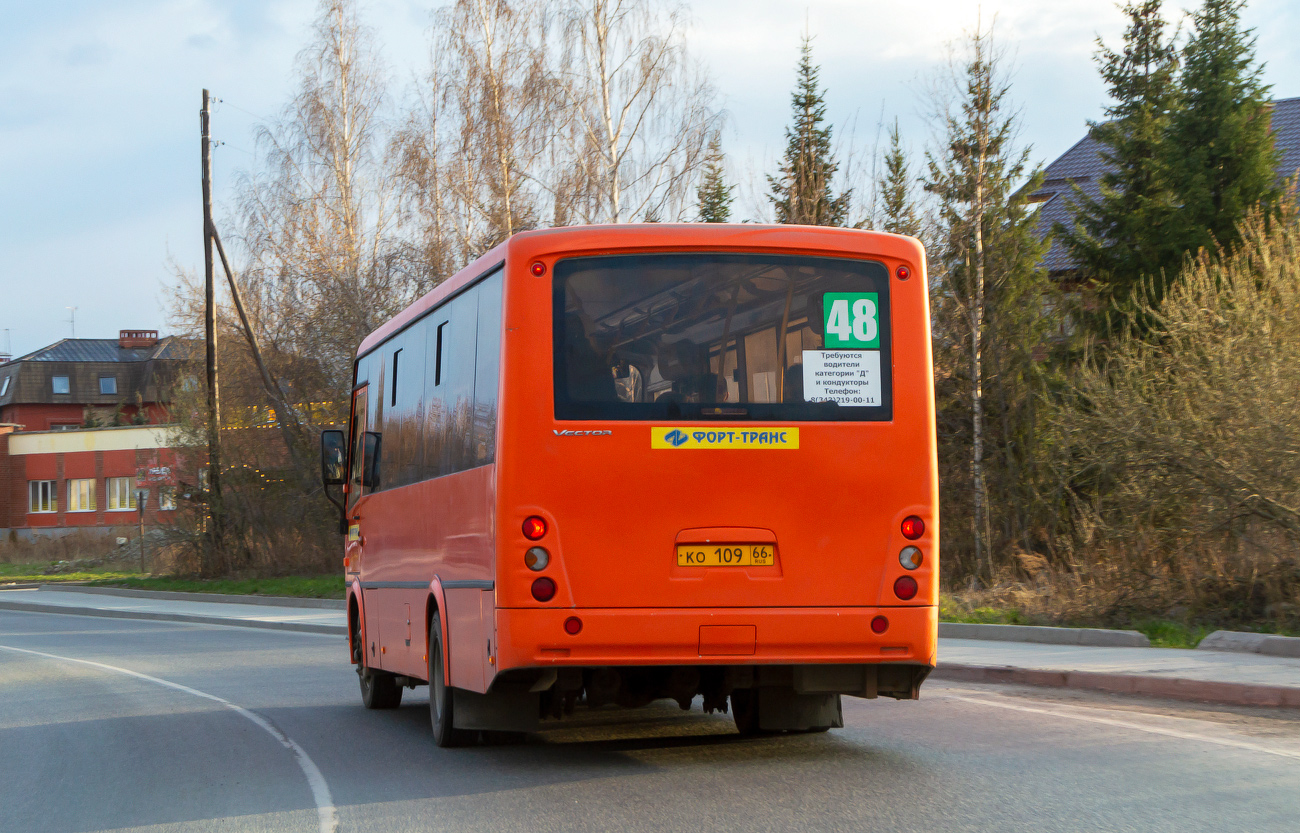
[1,425,198,536]
[0,402,170,431]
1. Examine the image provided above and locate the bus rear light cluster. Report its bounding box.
[871,615,889,634]
[894,575,918,601]
[531,577,556,602]
[899,546,923,570]
[564,616,583,635]
[525,547,549,571]
[901,516,925,540]
[523,516,548,540]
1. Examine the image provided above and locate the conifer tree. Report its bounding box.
[1165,0,1279,258]
[768,36,850,226]
[1056,1,1180,323]
[696,134,734,222]
[878,119,921,237]
[925,24,1053,577]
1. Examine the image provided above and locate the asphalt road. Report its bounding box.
[2,610,1299,833]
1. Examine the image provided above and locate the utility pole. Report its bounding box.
[201,89,224,552]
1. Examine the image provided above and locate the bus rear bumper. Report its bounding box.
[495,605,937,670]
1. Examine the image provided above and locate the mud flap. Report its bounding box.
[757,689,843,731]
[452,687,540,733]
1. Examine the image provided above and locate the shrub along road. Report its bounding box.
[2,609,1299,832]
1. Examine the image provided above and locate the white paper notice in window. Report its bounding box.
[802,350,882,406]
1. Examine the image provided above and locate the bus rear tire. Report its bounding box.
[429,613,475,748]
[731,688,761,735]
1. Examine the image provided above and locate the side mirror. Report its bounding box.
[362,432,382,490]
[320,430,346,486]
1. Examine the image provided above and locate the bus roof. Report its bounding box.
[355,223,923,358]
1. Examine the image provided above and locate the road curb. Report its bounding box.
[933,662,1300,709]
[1198,630,1300,659]
[0,599,346,636]
[939,622,1150,648]
[38,585,346,610]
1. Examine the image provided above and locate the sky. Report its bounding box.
[1,0,1297,360]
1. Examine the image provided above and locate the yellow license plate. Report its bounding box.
[676,544,775,567]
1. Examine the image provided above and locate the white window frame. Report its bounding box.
[0,376,9,396]
[158,485,177,511]
[106,477,137,511]
[52,375,70,395]
[68,478,96,512]
[99,376,117,395]
[29,480,57,513]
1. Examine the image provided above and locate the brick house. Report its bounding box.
[0,330,186,431]
[0,423,199,541]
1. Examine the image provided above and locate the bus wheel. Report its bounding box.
[359,667,403,709]
[730,688,761,735]
[429,613,474,748]
[355,616,402,709]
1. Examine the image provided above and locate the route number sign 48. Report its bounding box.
[823,293,880,348]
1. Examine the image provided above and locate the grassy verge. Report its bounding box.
[0,562,143,584]
[85,575,345,599]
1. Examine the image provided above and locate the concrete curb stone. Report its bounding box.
[38,584,346,610]
[1197,630,1300,659]
[939,622,1151,648]
[0,599,346,636]
[934,663,1300,709]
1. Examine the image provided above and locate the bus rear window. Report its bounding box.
[553,253,892,421]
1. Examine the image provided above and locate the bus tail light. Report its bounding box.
[871,615,889,634]
[531,577,556,602]
[531,261,547,276]
[564,616,583,635]
[899,546,923,570]
[523,516,547,540]
[896,264,911,280]
[525,547,549,571]
[901,516,925,540]
[894,575,918,600]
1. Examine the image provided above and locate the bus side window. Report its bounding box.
[348,385,368,508]
[473,271,504,465]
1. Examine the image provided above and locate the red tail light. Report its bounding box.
[531,261,547,276]
[896,264,911,280]
[894,575,918,600]
[531,577,556,602]
[871,615,889,634]
[522,516,547,540]
[901,516,925,540]
[564,616,583,635]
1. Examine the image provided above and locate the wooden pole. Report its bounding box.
[201,89,223,551]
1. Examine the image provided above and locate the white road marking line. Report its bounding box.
[0,643,339,833]
[946,693,1300,761]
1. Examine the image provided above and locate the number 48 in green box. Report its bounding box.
[823,292,880,348]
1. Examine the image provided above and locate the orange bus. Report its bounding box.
[320,224,937,746]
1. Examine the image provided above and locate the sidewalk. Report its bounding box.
[2,585,1298,709]
[0,587,346,635]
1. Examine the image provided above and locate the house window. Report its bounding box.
[99,376,117,395]
[29,480,57,513]
[0,376,9,396]
[52,376,70,395]
[68,478,96,512]
[107,476,137,511]
[159,485,176,511]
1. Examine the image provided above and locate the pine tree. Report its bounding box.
[696,134,734,222]
[768,36,850,226]
[924,24,1053,578]
[1056,1,1180,325]
[878,119,921,237]
[1165,0,1280,258]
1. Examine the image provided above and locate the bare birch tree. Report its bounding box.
[552,0,718,223]
[237,0,416,398]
